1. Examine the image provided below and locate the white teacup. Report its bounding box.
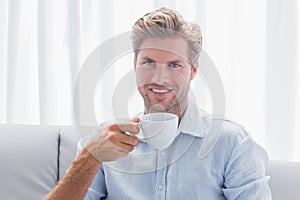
[138,112,179,150]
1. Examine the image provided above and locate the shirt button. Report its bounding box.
[161,152,166,157]
[158,185,165,190]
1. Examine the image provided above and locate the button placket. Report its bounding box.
[155,150,167,200]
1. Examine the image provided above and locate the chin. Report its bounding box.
[149,104,167,112]
[149,100,180,113]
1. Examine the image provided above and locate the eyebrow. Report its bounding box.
[141,57,184,64]
[141,56,155,62]
[166,59,184,64]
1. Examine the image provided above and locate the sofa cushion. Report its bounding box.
[58,125,94,180]
[0,124,59,200]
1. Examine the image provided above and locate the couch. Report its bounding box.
[0,124,299,200]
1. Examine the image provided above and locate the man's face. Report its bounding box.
[134,37,198,114]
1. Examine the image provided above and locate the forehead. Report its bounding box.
[137,37,190,62]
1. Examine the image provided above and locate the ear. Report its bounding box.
[134,56,137,71]
[190,62,198,80]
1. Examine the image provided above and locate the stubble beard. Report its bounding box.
[139,83,190,115]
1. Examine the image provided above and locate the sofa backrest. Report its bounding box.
[0,124,93,200]
[0,124,60,200]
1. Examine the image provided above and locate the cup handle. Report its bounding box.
[134,122,146,140]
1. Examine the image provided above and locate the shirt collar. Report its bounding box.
[177,101,208,138]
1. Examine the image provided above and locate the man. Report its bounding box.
[45,7,271,199]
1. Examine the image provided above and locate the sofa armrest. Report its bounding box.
[267,160,300,200]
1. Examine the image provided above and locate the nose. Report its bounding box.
[150,64,170,85]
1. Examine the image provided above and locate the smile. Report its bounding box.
[151,89,171,93]
[148,87,173,99]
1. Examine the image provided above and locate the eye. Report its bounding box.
[168,62,181,68]
[142,60,156,67]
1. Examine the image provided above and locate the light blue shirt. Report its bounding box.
[78,102,271,199]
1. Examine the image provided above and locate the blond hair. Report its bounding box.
[131,7,202,64]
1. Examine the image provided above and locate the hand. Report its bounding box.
[85,118,140,164]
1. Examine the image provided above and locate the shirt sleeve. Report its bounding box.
[222,128,272,199]
[84,166,107,200]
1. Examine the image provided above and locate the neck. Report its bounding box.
[144,100,189,124]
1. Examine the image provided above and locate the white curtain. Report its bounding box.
[0,0,299,161]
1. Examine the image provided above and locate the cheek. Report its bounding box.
[136,68,150,86]
[171,70,191,85]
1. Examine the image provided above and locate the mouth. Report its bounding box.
[148,87,173,99]
[151,88,171,93]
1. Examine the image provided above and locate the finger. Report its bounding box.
[131,117,140,123]
[108,122,140,135]
[114,142,135,153]
[107,132,139,146]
